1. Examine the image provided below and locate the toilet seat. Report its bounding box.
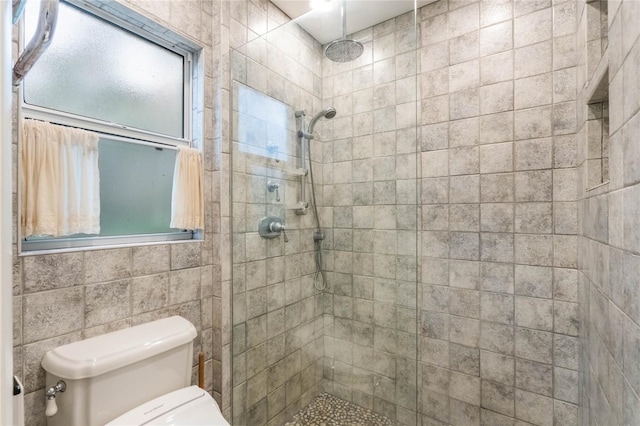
[105,386,229,426]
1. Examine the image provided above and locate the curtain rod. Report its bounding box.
[22,117,186,152]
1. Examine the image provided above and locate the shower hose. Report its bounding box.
[307,140,327,291]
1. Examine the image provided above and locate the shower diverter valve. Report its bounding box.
[259,216,288,242]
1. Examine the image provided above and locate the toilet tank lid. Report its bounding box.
[42,316,197,380]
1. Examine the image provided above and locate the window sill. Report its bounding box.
[19,232,197,256]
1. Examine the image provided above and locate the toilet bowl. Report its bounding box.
[41,316,229,426]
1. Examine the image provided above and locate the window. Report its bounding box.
[20,0,201,251]
[234,83,291,161]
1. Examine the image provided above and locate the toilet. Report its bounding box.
[41,316,228,426]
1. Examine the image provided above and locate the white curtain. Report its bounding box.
[170,146,204,230]
[21,119,100,237]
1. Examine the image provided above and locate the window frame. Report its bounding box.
[19,0,199,253]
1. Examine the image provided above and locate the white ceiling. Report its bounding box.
[271,0,435,45]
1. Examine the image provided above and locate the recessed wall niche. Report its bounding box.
[585,0,610,190]
[586,101,609,187]
[586,0,608,76]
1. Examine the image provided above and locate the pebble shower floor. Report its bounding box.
[284,393,395,426]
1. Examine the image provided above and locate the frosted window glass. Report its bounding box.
[234,83,291,160]
[23,1,184,138]
[99,139,178,235]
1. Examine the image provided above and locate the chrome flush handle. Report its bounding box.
[45,380,66,417]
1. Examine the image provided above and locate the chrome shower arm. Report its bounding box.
[340,0,346,41]
[13,0,59,86]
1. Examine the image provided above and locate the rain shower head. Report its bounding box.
[325,0,363,63]
[308,107,337,134]
[325,39,363,63]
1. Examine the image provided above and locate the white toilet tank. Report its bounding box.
[42,316,197,426]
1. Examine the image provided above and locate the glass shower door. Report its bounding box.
[230,4,419,425]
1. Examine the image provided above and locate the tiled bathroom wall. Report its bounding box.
[418,0,580,424]
[577,0,640,424]
[11,1,224,425]
[229,14,327,426]
[10,0,640,424]
[319,12,421,425]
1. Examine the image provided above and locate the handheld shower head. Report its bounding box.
[308,107,337,134]
[323,107,337,119]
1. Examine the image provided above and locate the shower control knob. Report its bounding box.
[269,222,284,233]
[269,222,288,242]
[258,216,288,242]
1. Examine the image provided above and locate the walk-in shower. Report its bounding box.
[231,1,419,424]
[296,107,337,291]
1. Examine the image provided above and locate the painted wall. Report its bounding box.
[1,1,15,424]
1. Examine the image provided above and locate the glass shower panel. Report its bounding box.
[230,6,418,425]
[321,11,420,424]
[231,68,324,425]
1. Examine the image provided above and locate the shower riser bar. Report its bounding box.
[294,111,309,215]
[295,130,309,215]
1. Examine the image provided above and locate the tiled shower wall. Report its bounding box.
[577,0,640,424]
[229,14,327,426]
[11,1,225,425]
[319,11,420,425]
[418,0,580,424]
